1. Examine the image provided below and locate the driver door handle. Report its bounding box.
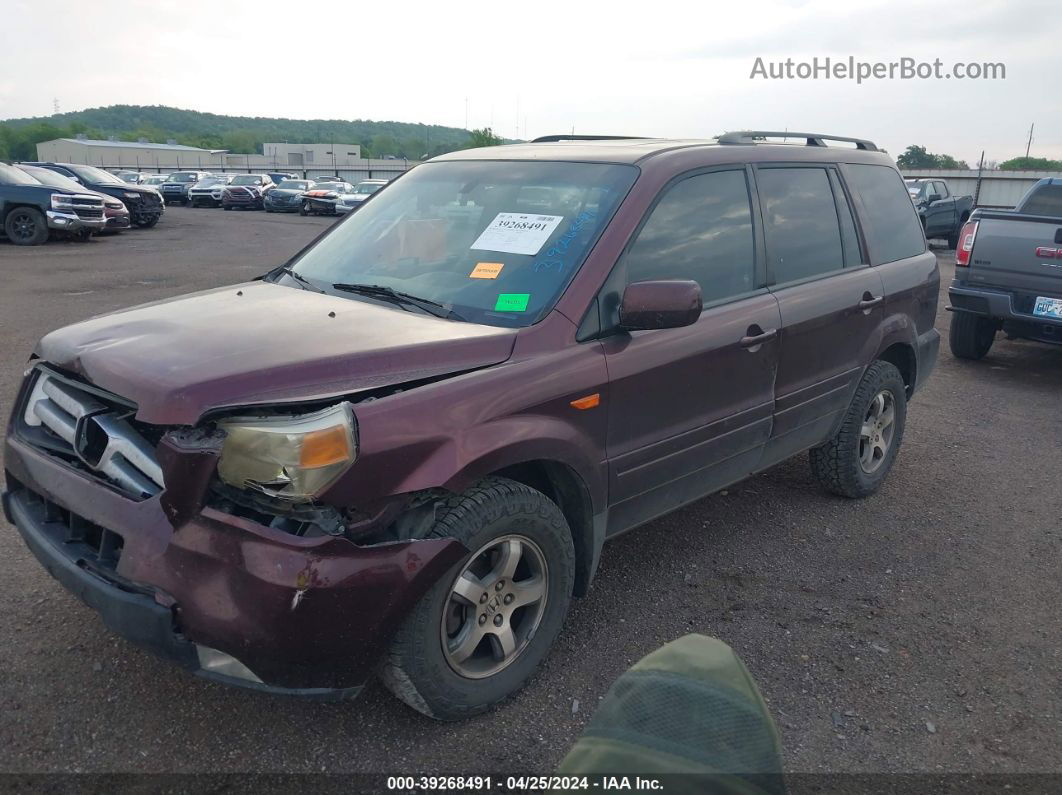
[740,327,778,348]
[858,295,884,310]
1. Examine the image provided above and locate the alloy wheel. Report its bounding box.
[10,212,38,242]
[859,389,896,473]
[440,534,548,679]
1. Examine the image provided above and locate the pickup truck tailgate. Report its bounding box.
[970,214,1062,296]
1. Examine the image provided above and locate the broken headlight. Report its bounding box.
[216,403,357,502]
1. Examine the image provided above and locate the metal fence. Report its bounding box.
[899,169,1062,209]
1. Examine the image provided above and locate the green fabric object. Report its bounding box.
[558,634,785,795]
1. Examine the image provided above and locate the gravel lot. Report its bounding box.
[1,208,1059,778]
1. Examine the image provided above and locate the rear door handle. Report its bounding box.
[858,296,884,310]
[740,327,778,348]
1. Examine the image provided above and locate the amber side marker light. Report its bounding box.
[299,425,354,467]
[570,393,601,410]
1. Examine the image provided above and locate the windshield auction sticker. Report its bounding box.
[494,293,530,312]
[472,213,563,256]
[470,262,505,279]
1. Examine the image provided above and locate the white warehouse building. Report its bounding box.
[35,137,225,169]
[36,138,363,171]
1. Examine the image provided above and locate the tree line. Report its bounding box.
[0,104,510,162]
[896,144,1062,171]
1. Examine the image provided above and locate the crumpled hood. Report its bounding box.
[36,281,517,425]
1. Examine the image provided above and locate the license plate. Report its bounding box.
[1033,296,1062,320]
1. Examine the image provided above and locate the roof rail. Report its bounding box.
[717,130,878,152]
[530,135,650,143]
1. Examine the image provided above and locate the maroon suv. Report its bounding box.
[3,131,939,719]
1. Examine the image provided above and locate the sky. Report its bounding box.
[1,0,1059,165]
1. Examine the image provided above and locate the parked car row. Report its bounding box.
[2,162,390,245]
[164,171,389,214]
[1,161,165,245]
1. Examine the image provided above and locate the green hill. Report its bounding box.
[0,104,483,161]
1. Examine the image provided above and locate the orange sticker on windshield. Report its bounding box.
[470,262,504,279]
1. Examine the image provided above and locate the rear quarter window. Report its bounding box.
[845,164,926,263]
[1020,184,1062,217]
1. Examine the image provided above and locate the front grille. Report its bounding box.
[74,207,104,219]
[13,483,124,574]
[19,368,164,499]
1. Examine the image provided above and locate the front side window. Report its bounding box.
[758,167,844,284]
[288,160,638,327]
[845,164,926,263]
[620,170,756,304]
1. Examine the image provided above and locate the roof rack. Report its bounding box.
[717,130,878,152]
[530,135,650,143]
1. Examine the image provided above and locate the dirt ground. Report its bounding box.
[1,207,1059,780]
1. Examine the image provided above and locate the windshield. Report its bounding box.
[355,182,384,195]
[167,172,200,183]
[144,175,168,184]
[287,160,638,327]
[194,177,227,187]
[0,162,41,186]
[17,165,83,192]
[232,175,264,186]
[278,180,310,191]
[68,164,126,185]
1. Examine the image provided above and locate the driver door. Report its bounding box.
[601,168,781,535]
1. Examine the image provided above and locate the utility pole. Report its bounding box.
[974,150,985,207]
[1025,123,1035,158]
[465,98,469,130]
[53,98,60,114]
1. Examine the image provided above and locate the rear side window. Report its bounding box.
[1020,184,1062,217]
[622,170,755,304]
[758,167,844,284]
[845,164,926,263]
[829,170,864,267]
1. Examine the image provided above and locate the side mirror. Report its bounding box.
[927,193,942,203]
[619,280,702,331]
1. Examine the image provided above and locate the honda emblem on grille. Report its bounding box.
[73,410,114,468]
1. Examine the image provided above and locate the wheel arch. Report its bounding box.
[488,459,602,598]
[875,340,917,398]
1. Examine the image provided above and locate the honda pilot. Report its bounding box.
[3,131,939,719]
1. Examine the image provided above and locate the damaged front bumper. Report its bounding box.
[2,430,466,698]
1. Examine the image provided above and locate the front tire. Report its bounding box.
[380,477,575,721]
[133,215,159,228]
[809,361,907,499]
[949,312,996,360]
[4,207,49,246]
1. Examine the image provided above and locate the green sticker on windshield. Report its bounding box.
[494,293,530,312]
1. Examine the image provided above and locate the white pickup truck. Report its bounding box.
[947,178,1062,358]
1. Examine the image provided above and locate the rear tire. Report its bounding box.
[4,207,49,246]
[949,312,996,360]
[379,477,575,721]
[809,361,907,499]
